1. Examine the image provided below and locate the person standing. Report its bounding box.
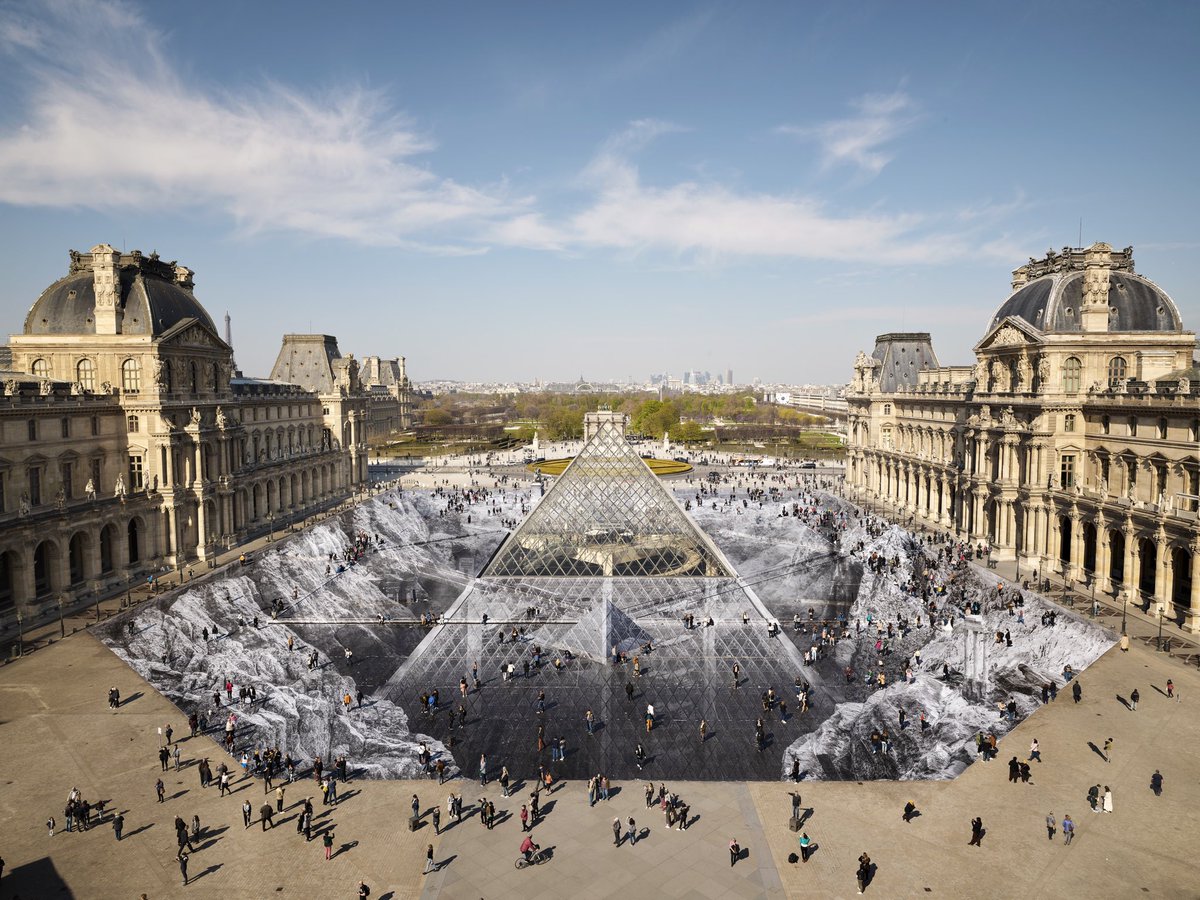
[902,802,916,823]
[1045,812,1056,840]
[1151,770,1164,796]
[178,852,189,886]
[1102,786,1113,813]
[1166,679,1175,699]
[242,800,253,828]
[323,829,335,860]
[519,804,528,832]
[1130,688,1139,711]
[699,719,708,743]
[112,813,124,841]
[612,817,622,846]
[968,817,984,846]
[276,786,285,813]
[1072,681,1082,704]
[156,779,165,803]
[1062,814,1074,844]
[1103,737,1113,762]
[729,838,741,866]
[431,804,441,834]
[260,803,273,830]
[799,832,812,863]
[627,817,637,846]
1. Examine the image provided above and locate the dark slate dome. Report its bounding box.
[989,270,1182,334]
[24,252,214,337]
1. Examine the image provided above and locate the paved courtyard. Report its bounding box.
[0,608,1196,899]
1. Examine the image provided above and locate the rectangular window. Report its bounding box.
[0,471,5,512]
[91,459,101,492]
[128,455,144,490]
[27,419,36,441]
[1064,414,1076,433]
[61,417,69,438]
[91,415,99,436]
[1060,454,1075,489]
[61,462,73,500]
[29,466,41,506]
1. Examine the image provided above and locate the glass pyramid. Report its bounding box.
[483,419,734,578]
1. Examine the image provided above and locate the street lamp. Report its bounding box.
[1156,603,1164,652]
[58,596,64,639]
[1120,593,1128,636]
[15,610,23,657]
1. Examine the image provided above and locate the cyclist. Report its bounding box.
[520,835,539,863]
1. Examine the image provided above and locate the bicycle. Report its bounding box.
[514,848,548,868]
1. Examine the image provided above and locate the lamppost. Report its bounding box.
[1156,603,1164,651]
[1120,593,1128,636]
[15,610,23,656]
[58,596,64,639]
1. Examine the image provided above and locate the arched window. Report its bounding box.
[211,362,220,392]
[121,358,141,393]
[1128,417,1138,437]
[31,358,50,378]
[1107,356,1127,388]
[883,403,892,415]
[190,361,199,394]
[1064,414,1076,433]
[76,358,96,391]
[127,415,139,433]
[1101,415,1110,435]
[1062,357,1081,393]
[1157,417,1168,440]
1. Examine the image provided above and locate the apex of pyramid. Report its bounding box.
[484,418,735,579]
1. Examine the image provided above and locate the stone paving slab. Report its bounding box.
[1,618,1198,899]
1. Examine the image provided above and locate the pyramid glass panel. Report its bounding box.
[483,419,734,578]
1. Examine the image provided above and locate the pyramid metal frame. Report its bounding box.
[483,419,735,578]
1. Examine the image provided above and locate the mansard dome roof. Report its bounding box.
[24,249,214,337]
[989,269,1182,335]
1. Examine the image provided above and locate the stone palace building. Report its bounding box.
[846,243,1200,631]
[0,244,412,632]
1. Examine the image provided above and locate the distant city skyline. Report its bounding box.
[0,1,1197,382]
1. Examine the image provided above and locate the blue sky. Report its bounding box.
[0,0,1197,383]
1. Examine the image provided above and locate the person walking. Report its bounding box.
[519,804,528,832]
[729,838,741,867]
[613,816,622,846]
[260,803,273,830]
[1102,786,1113,813]
[242,800,253,829]
[902,801,916,823]
[432,805,441,834]
[857,852,871,894]
[968,817,984,846]
[1130,688,1140,711]
[1029,739,1041,763]
[423,843,436,875]
[1072,681,1082,704]
[627,817,637,846]
[178,851,189,886]
[113,813,124,841]
[1151,770,1164,796]
[1103,737,1113,762]
[1062,814,1074,844]
[1045,812,1056,840]
[1166,678,1175,699]
[156,779,165,803]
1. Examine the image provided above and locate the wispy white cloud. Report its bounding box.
[0,0,520,249]
[489,119,1012,266]
[778,90,919,177]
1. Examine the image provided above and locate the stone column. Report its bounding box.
[1154,529,1168,608]
[1121,522,1136,600]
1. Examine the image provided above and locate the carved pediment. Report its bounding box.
[973,316,1044,353]
[158,318,228,351]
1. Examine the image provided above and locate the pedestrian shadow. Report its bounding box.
[1115,694,1131,710]
[331,840,358,859]
[635,827,651,844]
[191,863,223,882]
[684,813,700,829]
[607,786,622,799]
[435,853,458,869]
[125,823,154,838]
[1151,684,1169,697]
[167,790,189,801]
[120,692,144,706]
[337,789,360,804]
[493,811,512,827]
[1087,741,1108,762]
[540,800,557,817]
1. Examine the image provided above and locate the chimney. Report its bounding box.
[1080,241,1113,332]
[1010,264,1030,292]
[90,243,122,334]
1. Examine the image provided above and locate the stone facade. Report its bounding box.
[0,245,410,629]
[846,244,1200,631]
